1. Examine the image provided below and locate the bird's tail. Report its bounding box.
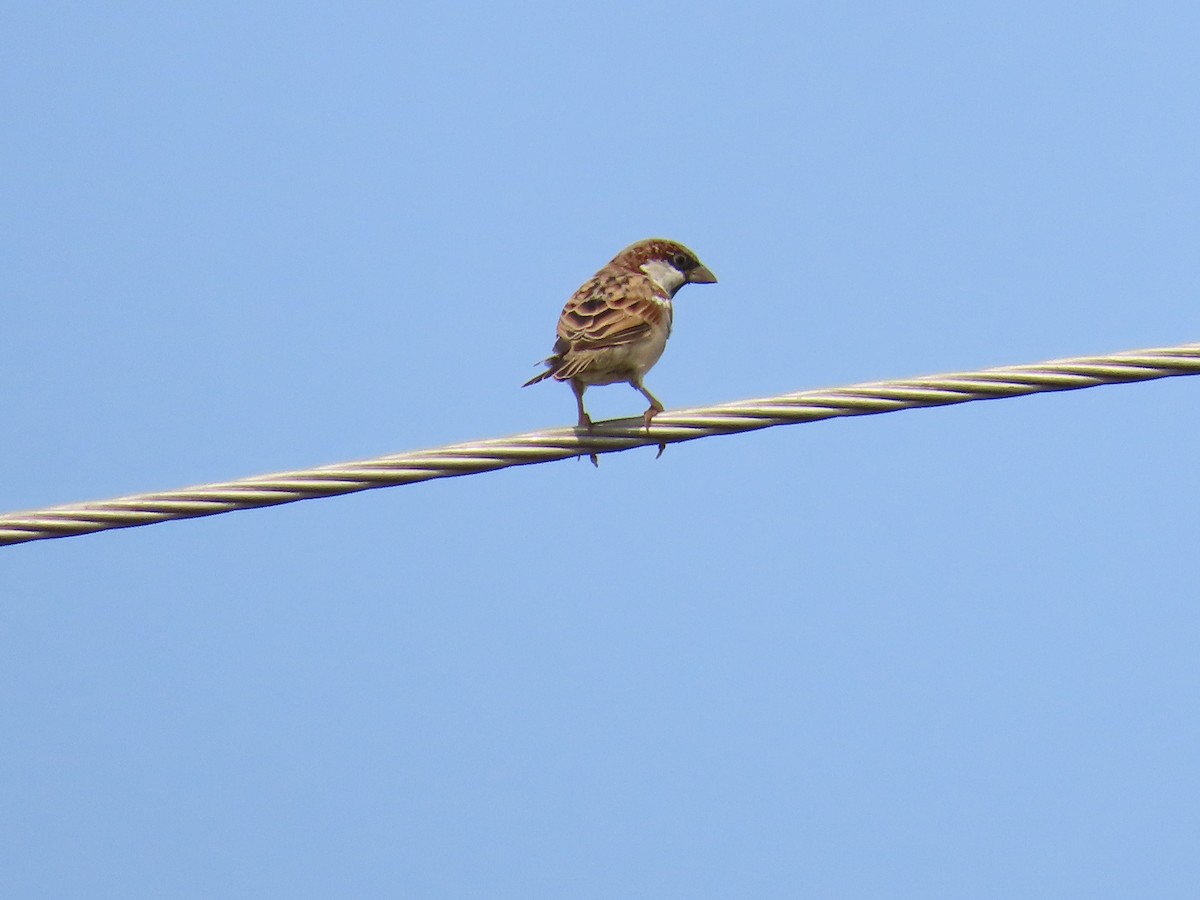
[522,357,562,387]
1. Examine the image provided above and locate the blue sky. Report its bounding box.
[4,2,1200,897]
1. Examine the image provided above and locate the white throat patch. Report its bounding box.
[639,259,686,297]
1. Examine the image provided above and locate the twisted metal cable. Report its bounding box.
[3,341,1199,547]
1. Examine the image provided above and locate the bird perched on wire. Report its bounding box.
[523,238,718,434]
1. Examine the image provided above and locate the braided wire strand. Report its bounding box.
[3,342,1198,547]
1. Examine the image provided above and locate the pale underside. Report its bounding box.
[556,319,670,386]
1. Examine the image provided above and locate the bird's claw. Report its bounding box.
[574,413,598,466]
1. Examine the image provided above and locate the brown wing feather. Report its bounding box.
[540,270,669,380]
[557,271,667,349]
[524,265,672,385]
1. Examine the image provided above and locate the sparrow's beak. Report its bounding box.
[688,264,718,284]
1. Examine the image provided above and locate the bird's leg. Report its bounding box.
[631,379,667,457]
[571,379,599,467]
[571,379,592,430]
[631,380,664,428]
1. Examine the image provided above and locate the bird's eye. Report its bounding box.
[671,252,692,270]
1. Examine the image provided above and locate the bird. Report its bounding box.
[523,238,717,434]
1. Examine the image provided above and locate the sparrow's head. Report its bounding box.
[611,238,718,297]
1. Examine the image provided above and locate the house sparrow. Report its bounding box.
[523,238,717,432]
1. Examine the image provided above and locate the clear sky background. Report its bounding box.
[4,2,1200,897]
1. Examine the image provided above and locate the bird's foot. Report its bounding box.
[575,412,598,466]
[642,405,663,430]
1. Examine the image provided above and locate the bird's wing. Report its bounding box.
[556,270,668,351]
